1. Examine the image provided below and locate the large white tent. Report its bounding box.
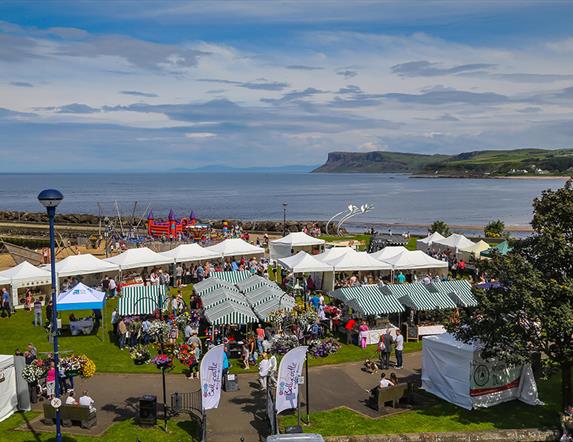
[314,246,355,263]
[270,232,325,260]
[206,238,264,258]
[0,261,52,306]
[432,234,475,252]
[380,250,448,273]
[458,240,490,261]
[416,232,446,251]
[422,333,542,410]
[370,246,408,261]
[278,251,333,273]
[160,243,220,263]
[105,247,174,270]
[325,250,392,272]
[50,254,119,277]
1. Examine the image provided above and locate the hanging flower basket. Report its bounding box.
[129,345,151,365]
[151,354,173,370]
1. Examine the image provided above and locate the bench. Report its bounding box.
[368,383,409,411]
[43,403,97,429]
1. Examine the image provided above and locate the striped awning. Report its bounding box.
[245,285,287,307]
[211,270,252,284]
[201,288,249,309]
[236,275,277,293]
[329,285,404,316]
[118,285,167,316]
[253,295,296,321]
[428,280,477,307]
[204,302,259,325]
[193,277,239,296]
[382,283,457,311]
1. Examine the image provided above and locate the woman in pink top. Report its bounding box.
[46,362,56,399]
[358,320,369,350]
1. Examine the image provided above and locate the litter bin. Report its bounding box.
[224,373,239,392]
[139,395,157,426]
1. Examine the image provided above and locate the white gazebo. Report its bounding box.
[105,247,174,271]
[161,243,220,263]
[326,250,393,272]
[370,246,409,261]
[416,232,446,251]
[314,246,355,263]
[458,240,490,261]
[51,254,119,277]
[206,238,265,258]
[270,232,325,260]
[380,250,448,276]
[432,234,475,252]
[278,251,333,274]
[0,261,52,306]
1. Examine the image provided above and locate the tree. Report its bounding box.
[429,220,450,237]
[449,179,573,409]
[484,219,505,238]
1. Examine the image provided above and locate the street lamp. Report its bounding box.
[282,202,288,236]
[38,189,64,442]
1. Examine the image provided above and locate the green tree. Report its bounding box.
[484,219,505,238]
[449,179,573,409]
[429,220,450,237]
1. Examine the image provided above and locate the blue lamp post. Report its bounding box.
[38,189,64,442]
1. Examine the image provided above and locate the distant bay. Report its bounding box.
[0,173,568,232]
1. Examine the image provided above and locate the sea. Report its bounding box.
[0,173,568,235]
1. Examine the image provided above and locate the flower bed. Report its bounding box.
[308,338,341,358]
[129,345,151,365]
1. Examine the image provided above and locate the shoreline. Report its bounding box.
[410,174,571,180]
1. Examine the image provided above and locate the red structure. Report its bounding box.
[147,209,196,238]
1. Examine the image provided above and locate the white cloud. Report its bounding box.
[184,132,216,138]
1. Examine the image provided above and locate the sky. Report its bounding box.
[1,0,573,171]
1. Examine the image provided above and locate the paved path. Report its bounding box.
[25,352,422,442]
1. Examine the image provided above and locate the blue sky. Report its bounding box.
[1,1,573,171]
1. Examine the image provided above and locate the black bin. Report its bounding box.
[139,395,157,426]
[224,373,239,392]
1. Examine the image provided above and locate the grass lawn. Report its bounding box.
[0,412,199,442]
[281,371,566,436]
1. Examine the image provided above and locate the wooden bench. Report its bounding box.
[368,383,409,411]
[43,403,97,429]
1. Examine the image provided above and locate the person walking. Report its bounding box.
[46,361,56,399]
[382,328,393,369]
[345,317,356,345]
[33,299,43,327]
[258,353,271,390]
[394,329,404,369]
[358,320,369,349]
[1,288,11,318]
[255,324,265,355]
[118,318,127,350]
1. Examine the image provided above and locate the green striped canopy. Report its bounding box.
[212,270,252,284]
[236,275,277,293]
[329,285,404,315]
[253,295,296,320]
[245,285,287,307]
[201,288,249,309]
[428,280,477,307]
[204,302,259,325]
[193,277,239,296]
[382,283,457,311]
[118,285,167,316]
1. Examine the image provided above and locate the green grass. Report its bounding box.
[0,412,199,441]
[282,371,566,436]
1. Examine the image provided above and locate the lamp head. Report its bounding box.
[283,202,288,208]
[37,189,63,208]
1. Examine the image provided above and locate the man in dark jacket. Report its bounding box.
[381,328,393,369]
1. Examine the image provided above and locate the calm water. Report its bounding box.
[0,173,567,229]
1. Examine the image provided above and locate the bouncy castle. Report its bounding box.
[147,209,207,239]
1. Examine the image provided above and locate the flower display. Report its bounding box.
[308,338,341,358]
[22,364,45,383]
[59,355,83,376]
[271,335,300,355]
[151,353,173,370]
[78,354,96,378]
[174,344,196,367]
[148,321,171,342]
[129,345,151,364]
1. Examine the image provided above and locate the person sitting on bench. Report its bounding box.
[65,391,77,405]
[379,372,395,389]
[79,390,96,413]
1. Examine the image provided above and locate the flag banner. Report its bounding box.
[275,346,308,414]
[200,344,225,411]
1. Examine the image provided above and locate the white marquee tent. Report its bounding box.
[416,232,446,251]
[422,333,542,410]
[160,243,220,263]
[314,246,355,263]
[206,238,264,258]
[326,250,392,272]
[0,261,52,306]
[50,254,119,277]
[380,250,448,273]
[270,232,325,260]
[370,246,408,261]
[105,247,174,270]
[458,240,490,261]
[432,234,475,252]
[278,251,333,273]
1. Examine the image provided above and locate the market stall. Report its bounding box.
[105,247,174,271]
[160,243,220,263]
[206,238,264,258]
[235,275,278,293]
[0,261,52,307]
[193,277,239,296]
[480,240,513,258]
[432,234,475,253]
[416,232,445,251]
[118,284,168,316]
[56,282,106,338]
[0,355,28,422]
[211,270,252,284]
[200,287,249,309]
[376,250,449,279]
[278,251,333,291]
[370,246,408,261]
[270,232,325,261]
[427,280,477,308]
[422,333,542,410]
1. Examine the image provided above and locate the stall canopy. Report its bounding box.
[314,246,354,263]
[200,288,249,309]
[160,243,220,263]
[193,277,239,296]
[253,295,296,321]
[118,285,167,315]
[206,238,264,258]
[427,280,477,307]
[235,275,277,293]
[105,247,173,270]
[422,333,542,410]
[458,240,490,261]
[330,285,405,316]
[379,250,448,271]
[370,246,408,261]
[0,261,51,287]
[211,270,252,284]
[0,275,10,285]
[433,234,475,252]
[203,302,259,325]
[0,355,19,422]
[245,285,287,307]
[278,251,333,274]
[382,283,457,310]
[270,232,325,260]
[325,250,392,272]
[416,232,446,251]
[51,254,119,277]
[481,240,513,258]
[56,282,106,311]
